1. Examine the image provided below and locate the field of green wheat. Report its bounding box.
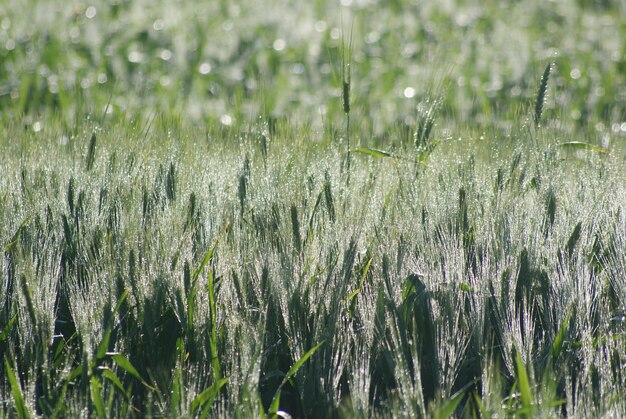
[1,0,625,417]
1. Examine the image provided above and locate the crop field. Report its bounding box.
[1,0,625,417]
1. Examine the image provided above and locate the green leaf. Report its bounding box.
[53,332,78,366]
[0,313,17,342]
[258,399,268,419]
[111,354,155,391]
[558,141,609,155]
[90,376,106,419]
[5,357,30,419]
[269,341,325,414]
[434,387,465,419]
[95,328,111,361]
[3,216,33,252]
[472,391,488,417]
[269,390,281,416]
[459,282,475,293]
[351,147,397,159]
[190,378,228,415]
[346,258,372,301]
[67,365,83,383]
[102,368,130,401]
[515,349,534,415]
[51,381,69,419]
[113,289,129,315]
[552,310,571,361]
[192,240,218,284]
[285,341,324,383]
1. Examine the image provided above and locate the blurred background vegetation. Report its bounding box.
[0,0,624,147]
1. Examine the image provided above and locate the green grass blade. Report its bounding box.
[3,216,33,252]
[434,387,465,419]
[190,378,228,415]
[269,391,281,416]
[559,141,609,155]
[552,310,571,361]
[111,354,155,391]
[113,289,129,315]
[0,313,17,342]
[95,328,111,361]
[269,341,325,414]
[258,399,268,419]
[352,147,397,159]
[90,376,106,419]
[67,365,83,383]
[346,257,372,301]
[5,357,30,419]
[515,350,533,415]
[284,340,325,382]
[192,240,218,284]
[102,368,130,401]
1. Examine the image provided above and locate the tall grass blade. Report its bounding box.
[190,378,228,416]
[346,257,372,301]
[0,314,17,342]
[111,354,155,391]
[269,341,325,414]
[558,141,609,155]
[351,147,397,159]
[90,376,106,419]
[434,387,466,419]
[102,368,130,402]
[3,216,33,252]
[5,356,30,419]
[95,328,112,361]
[514,349,534,416]
[552,310,570,361]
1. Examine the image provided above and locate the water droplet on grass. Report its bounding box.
[403,87,415,99]
[314,21,327,32]
[153,19,164,31]
[85,6,96,19]
[220,115,233,126]
[199,63,212,75]
[290,63,304,75]
[159,49,172,61]
[570,68,581,80]
[273,39,286,51]
[128,51,144,63]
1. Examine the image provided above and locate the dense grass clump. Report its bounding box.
[1,113,625,417]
